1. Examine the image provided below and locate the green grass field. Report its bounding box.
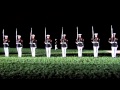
[0,48,120,79]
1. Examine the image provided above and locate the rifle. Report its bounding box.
[2,29,4,42]
[45,27,52,47]
[30,27,34,52]
[76,26,79,44]
[16,28,17,44]
[92,26,94,40]
[77,26,78,39]
[45,27,46,43]
[111,25,116,43]
[61,27,63,43]
[111,25,113,36]
[30,27,32,44]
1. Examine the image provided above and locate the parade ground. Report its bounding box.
[0,48,120,79]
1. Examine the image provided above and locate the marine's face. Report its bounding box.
[18,36,21,39]
[112,34,114,38]
[95,35,97,37]
[5,37,8,39]
[78,35,81,38]
[63,36,66,38]
[47,36,50,39]
[32,36,35,39]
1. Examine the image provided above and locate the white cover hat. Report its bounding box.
[46,34,50,37]
[113,33,116,35]
[4,35,8,37]
[78,34,82,36]
[62,34,66,36]
[32,34,35,36]
[94,33,98,35]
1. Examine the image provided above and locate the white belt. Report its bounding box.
[3,43,8,45]
[45,43,50,44]
[30,43,36,44]
[110,42,117,43]
[77,42,83,44]
[92,42,99,43]
[61,42,66,44]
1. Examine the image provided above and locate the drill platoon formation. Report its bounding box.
[2,25,118,58]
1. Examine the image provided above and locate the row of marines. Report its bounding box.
[2,32,118,58]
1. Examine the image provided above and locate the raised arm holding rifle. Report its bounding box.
[30,27,37,57]
[60,27,68,57]
[108,25,118,58]
[16,28,23,57]
[91,26,100,57]
[44,27,52,57]
[75,26,84,57]
[3,29,10,57]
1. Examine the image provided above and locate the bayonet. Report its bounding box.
[77,26,78,39]
[2,29,4,42]
[111,25,113,36]
[92,26,94,39]
[61,27,63,43]
[30,27,32,44]
[45,27,46,43]
[16,28,17,44]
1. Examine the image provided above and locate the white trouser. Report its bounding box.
[17,47,22,57]
[77,47,83,57]
[31,47,36,57]
[55,45,58,50]
[93,46,99,57]
[46,47,51,57]
[62,47,67,57]
[111,47,117,57]
[4,47,9,57]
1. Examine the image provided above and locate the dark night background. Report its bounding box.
[0,2,120,50]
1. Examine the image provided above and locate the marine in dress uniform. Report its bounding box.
[75,34,84,57]
[91,33,100,57]
[3,35,10,57]
[16,35,23,57]
[55,39,58,50]
[108,33,118,58]
[30,34,37,57]
[60,34,68,57]
[44,35,52,57]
